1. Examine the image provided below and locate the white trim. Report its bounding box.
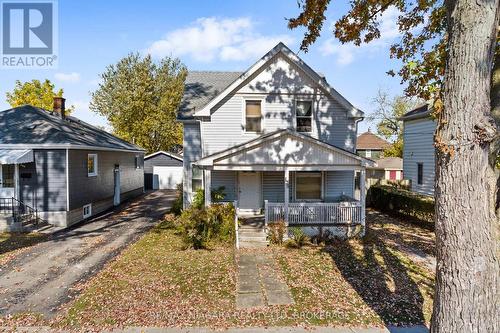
[241,96,266,135]
[83,203,92,219]
[0,144,144,153]
[193,43,364,119]
[144,150,182,162]
[196,129,375,167]
[66,149,70,211]
[211,165,364,171]
[87,153,98,177]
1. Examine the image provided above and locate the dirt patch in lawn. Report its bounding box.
[0,232,48,266]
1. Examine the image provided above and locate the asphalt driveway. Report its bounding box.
[0,190,176,317]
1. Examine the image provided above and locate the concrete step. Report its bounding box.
[239,225,265,231]
[239,240,268,248]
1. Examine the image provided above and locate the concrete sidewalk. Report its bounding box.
[6,325,429,333]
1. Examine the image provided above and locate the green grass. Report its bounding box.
[53,214,434,330]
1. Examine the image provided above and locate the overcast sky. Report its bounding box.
[0,0,406,134]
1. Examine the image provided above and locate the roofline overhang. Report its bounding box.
[145,150,183,161]
[0,144,145,153]
[195,129,375,168]
[399,109,433,121]
[193,43,364,119]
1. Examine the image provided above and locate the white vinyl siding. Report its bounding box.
[403,117,436,196]
[211,170,237,201]
[325,171,355,200]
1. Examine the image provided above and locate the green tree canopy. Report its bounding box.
[6,79,73,113]
[368,90,420,157]
[90,53,187,154]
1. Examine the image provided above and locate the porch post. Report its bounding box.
[284,168,290,226]
[14,164,19,200]
[204,169,212,207]
[360,168,366,227]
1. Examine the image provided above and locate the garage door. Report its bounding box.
[152,166,183,190]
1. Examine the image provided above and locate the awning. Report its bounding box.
[0,149,34,164]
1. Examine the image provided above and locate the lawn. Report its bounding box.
[50,212,435,331]
[0,232,48,266]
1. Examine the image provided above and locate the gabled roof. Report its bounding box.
[356,132,390,150]
[196,129,374,168]
[0,105,144,152]
[177,71,243,120]
[178,42,364,121]
[400,104,432,121]
[145,150,183,161]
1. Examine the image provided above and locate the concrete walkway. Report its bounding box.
[236,252,294,309]
[0,190,176,317]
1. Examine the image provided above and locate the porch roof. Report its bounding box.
[195,129,375,171]
[0,149,33,164]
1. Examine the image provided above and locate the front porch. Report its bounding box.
[195,130,372,237]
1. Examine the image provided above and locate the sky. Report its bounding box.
[0,0,407,133]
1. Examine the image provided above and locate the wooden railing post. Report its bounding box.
[264,200,269,227]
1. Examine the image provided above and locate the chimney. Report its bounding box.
[53,96,66,119]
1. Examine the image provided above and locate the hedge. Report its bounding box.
[368,185,435,227]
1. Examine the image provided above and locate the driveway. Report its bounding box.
[0,190,176,317]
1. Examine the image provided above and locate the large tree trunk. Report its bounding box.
[431,0,500,331]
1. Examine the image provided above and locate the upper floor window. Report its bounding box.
[87,154,98,177]
[417,163,423,185]
[365,150,372,158]
[245,100,262,133]
[296,100,312,132]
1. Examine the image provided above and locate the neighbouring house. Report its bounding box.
[356,131,390,159]
[401,104,436,196]
[144,151,183,190]
[0,98,145,231]
[356,131,403,181]
[177,42,374,238]
[367,157,403,180]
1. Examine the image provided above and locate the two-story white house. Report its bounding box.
[177,43,374,238]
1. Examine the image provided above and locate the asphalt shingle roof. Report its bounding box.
[356,131,391,150]
[0,105,143,151]
[400,104,431,120]
[372,157,403,170]
[177,71,243,120]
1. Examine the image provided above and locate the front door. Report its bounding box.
[113,165,121,206]
[238,172,261,213]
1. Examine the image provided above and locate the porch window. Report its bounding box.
[296,100,312,132]
[192,167,203,191]
[245,100,262,132]
[87,154,98,177]
[296,171,322,200]
[0,164,14,188]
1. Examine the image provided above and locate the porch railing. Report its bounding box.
[0,197,39,226]
[264,201,363,226]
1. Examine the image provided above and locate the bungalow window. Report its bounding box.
[296,100,312,132]
[245,100,262,133]
[192,167,203,191]
[135,155,141,169]
[296,172,322,200]
[417,163,423,185]
[87,154,98,177]
[0,164,14,188]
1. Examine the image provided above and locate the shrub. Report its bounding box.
[267,220,286,245]
[368,185,435,226]
[191,186,227,209]
[175,203,236,249]
[290,227,309,247]
[170,183,183,216]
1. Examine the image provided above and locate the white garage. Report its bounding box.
[152,166,183,189]
[144,151,183,190]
